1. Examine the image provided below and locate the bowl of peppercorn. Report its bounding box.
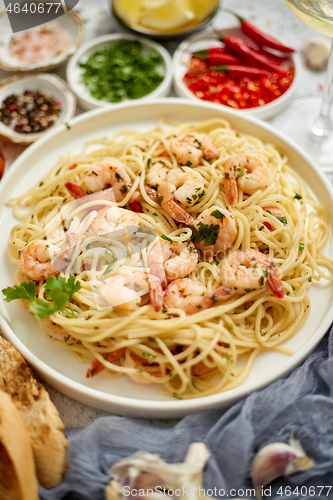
[0,73,76,144]
[66,33,173,111]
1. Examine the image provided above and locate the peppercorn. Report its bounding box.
[0,90,62,134]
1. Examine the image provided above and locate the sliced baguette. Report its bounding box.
[0,335,68,489]
[0,390,38,500]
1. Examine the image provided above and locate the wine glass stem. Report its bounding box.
[311,39,333,138]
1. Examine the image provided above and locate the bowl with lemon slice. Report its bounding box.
[111,0,220,40]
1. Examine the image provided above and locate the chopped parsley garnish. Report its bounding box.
[294,193,302,199]
[152,212,158,216]
[186,161,192,166]
[120,184,128,194]
[237,172,244,178]
[198,190,206,199]
[191,224,220,246]
[157,196,163,204]
[161,235,173,243]
[102,257,117,275]
[299,242,305,250]
[65,122,71,130]
[2,276,81,320]
[79,39,164,103]
[244,288,257,292]
[211,209,224,220]
[276,216,287,224]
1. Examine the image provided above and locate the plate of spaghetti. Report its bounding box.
[0,99,332,418]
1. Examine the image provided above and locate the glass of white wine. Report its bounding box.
[271,0,333,170]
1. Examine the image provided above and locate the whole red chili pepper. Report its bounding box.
[230,11,295,53]
[189,65,271,78]
[221,35,286,73]
[193,48,242,66]
[239,37,291,65]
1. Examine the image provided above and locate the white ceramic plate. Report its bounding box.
[0,73,76,144]
[0,10,85,72]
[173,27,301,121]
[66,33,173,111]
[0,98,332,418]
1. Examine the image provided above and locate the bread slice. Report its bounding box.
[0,335,68,489]
[0,390,38,500]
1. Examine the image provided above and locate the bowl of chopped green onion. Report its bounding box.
[66,33,173,111]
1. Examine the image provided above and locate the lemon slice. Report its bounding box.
[139,0,196,31]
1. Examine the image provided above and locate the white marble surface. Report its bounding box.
[0,0,332,428]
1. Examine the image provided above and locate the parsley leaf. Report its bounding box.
[2,276,81,320]
[191,224,220,246]
[3,281,36,302]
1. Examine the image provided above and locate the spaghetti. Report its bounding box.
[5,118,333,399]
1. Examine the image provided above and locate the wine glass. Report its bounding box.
[270,0,333,171]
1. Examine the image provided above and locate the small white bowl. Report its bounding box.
[173,27,301,121]
[0,10,85,72]
[0,73,76,144]
[66,33,173,111]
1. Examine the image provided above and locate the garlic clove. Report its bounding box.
[303,38,331,71]
[251,438,314,500]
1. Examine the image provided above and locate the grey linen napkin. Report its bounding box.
[39,325,333,500]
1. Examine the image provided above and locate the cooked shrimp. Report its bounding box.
[19,233,77,281]
[100,271,163,311]
[91,207,140,237]
[148,239,198,286]
[193,206,237,258]
[224,152,271,205]
[220,249,285,299]
[83,161,131,193]
[262,206,284,232]
[86,348,126,378]
[170,134,219,167]
[65,160,158,207]
[124,353,162,385]
[163,278,234,315]
[146,160,172,188]
[157,167,205,225]
[40,318,77,345]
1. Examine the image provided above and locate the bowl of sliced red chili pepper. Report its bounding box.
[172,19,301,121]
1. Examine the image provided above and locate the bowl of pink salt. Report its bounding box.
[0,9,85,72]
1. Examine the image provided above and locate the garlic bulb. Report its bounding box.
[105,442,210,500]
[251,434,314,500]
[303,38,331,70]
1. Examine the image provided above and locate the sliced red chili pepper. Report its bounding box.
[221,35,286,73]
[229,11,295,53]
[193,48,242,66]
[129,200,143,213]
[188,65,271,78]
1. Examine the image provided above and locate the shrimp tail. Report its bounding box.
[65,180,87,199]
[143,186,158,203]
[224,173,238,205]
[86,348,126,378]
[207,287,234,305]
[267,267,285,299]
[52,233,77,272]
[162,199,194,225]
[150,283,164,312]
